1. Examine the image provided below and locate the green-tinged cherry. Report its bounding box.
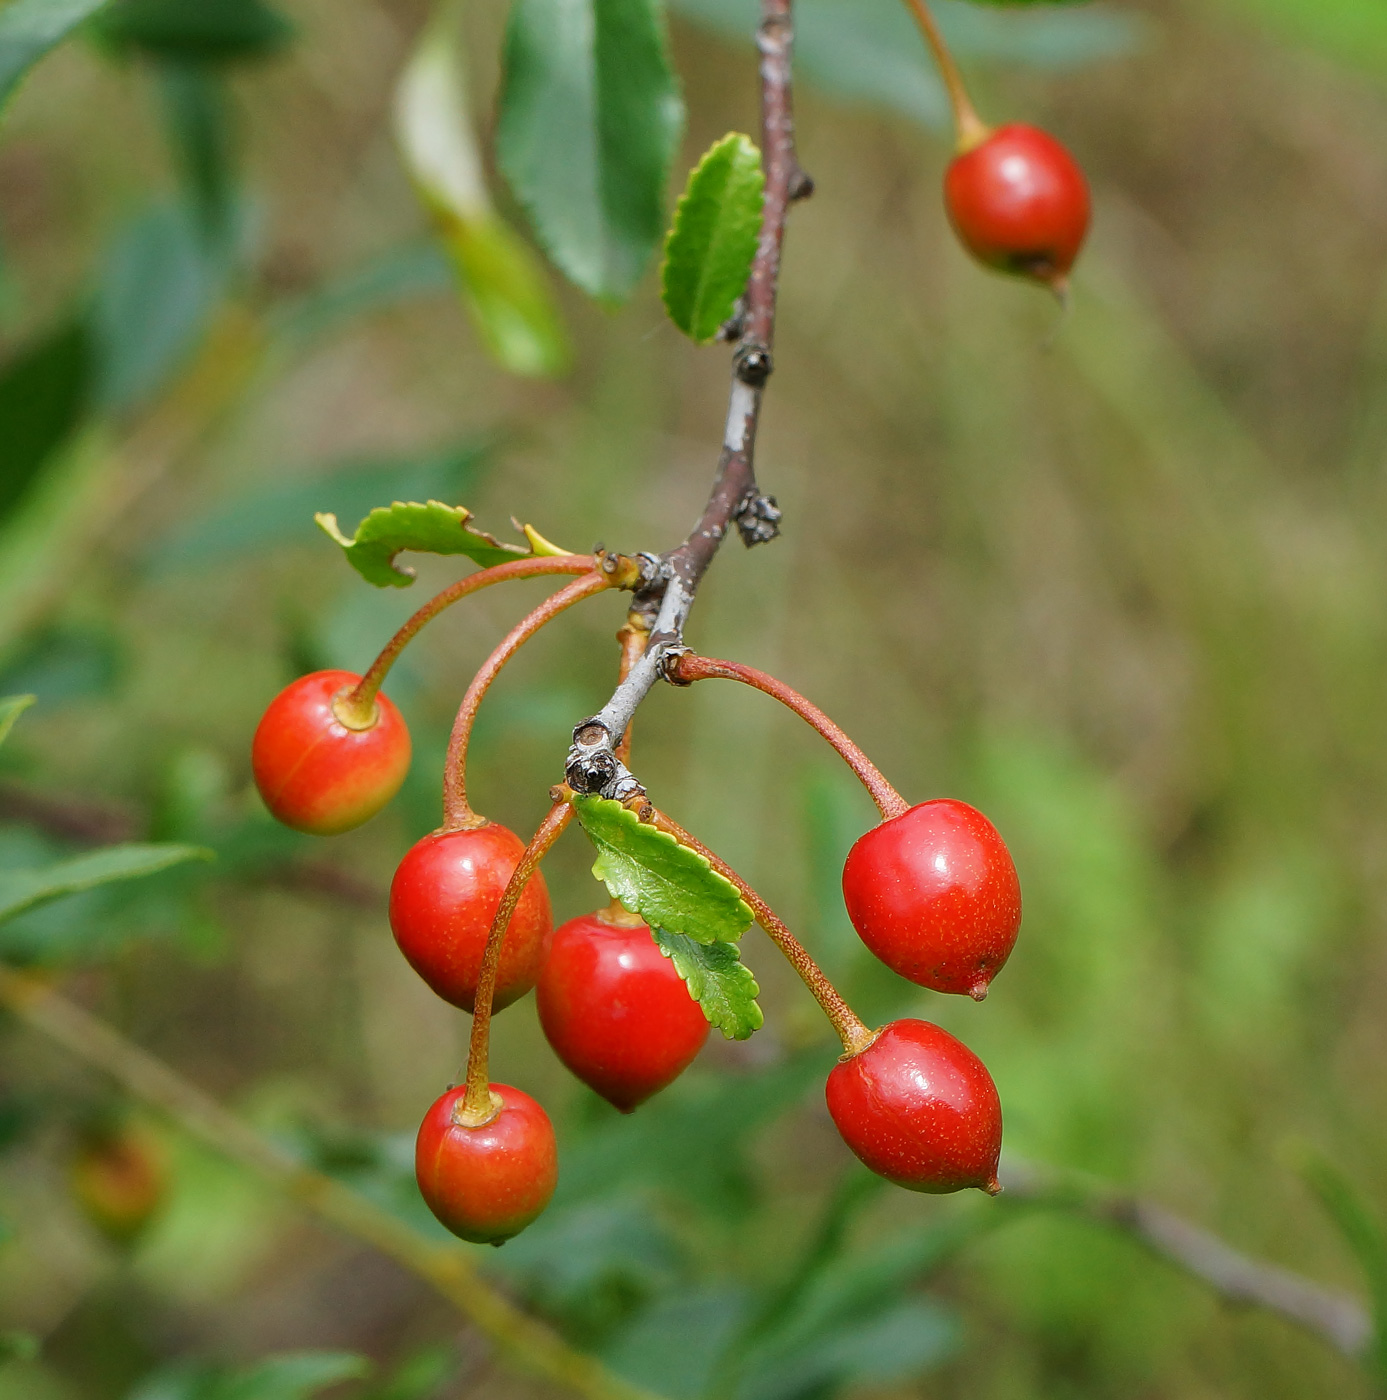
[842,799,1021,1000]
[252,670,410,835]
[390,823,552,1012]
[537,906,709,1112]
[826,1018,1002,1195]
[415,1083,557,1244]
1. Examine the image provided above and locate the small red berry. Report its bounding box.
[390,823,552,1012]
[842,799,1020,1000]
[537,908,709,1112]
[415,1084,557,1244]
[944,124,1091,288]
[826,1019,1001,1195]
[252,670,410,835]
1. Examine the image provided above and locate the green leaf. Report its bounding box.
[661,133,763,343]
[0,844,212,925]
[214,1353,370,1400]
[572,796,754,942]
[93,0,293,62]
[0,1330,37,1364]
[314,500,529,587]
[497,0,684,302]
[651,927,761,1040]
[394,3,570,378]
[0,0,112,112]
[156,59,235,241]
[0,695,35,747]
[0,319,93,525]
[1301,1153,1387,1382]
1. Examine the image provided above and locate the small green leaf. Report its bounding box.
[0,696,35,747]
[497,0,684,302]
[572,796,753,943]
[0,0,113,112]
[652,927,762,1040]
[314,500,529,587]
[394,1,570,378]
[93,0,293,63]
[0,844,212,926]
[661,133,763,343]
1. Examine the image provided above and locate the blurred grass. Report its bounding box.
[1,0,1387,1397]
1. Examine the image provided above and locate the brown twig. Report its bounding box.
[0,964,660,1400]
[565,0,805,801]
[999,1159,1372,1359]
[442,574,610,830]
[645,806,875,1056]
[668,653,908,820]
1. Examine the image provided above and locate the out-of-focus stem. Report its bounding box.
[645,807,876,1056]
[668,653,908,821]
[458,801,572,1123]
[441,574,609,830]
[333,555,595,728]
[900,0,990,152]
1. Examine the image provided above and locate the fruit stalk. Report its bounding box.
[667,652,908,820]
[900,0,989,152]
[459,799,573,1123]
[335,553,595,728]
[442,573,610,830]
[646,806,876,1056]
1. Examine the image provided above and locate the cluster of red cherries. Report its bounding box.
[252,670,1023,1245]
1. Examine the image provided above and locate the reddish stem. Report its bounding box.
[332,555,596,728]
[442,573,610,830]
[669,653,909,822]
[900,0,990,153]
[459,800,573,1124]
[646,806,876,1057]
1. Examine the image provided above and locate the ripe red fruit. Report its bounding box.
[826,1019,1002,1195]
[390,823,552,1012]
[842,799,1020,1000]
[944,124,1090,288]
[252,670,411,835]
[537,908,709,1112]
[415,1083,558,1244]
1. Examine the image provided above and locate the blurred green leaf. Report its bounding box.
[0,0,112,111]
[0,695,35,747]
[0,1330,37,1363]
[395,1,570,377]
[92,201,229,412]
[0,319,93,525]
[651,926,762,1039]
[94,0,293,62]
[215,1353,370,1400]
[573,796,754,943]
[314,498,528,587]
[1214,0,1387,75]
[1302,1153,1387,1382]
[602,1287,747,1399]
[0,626,121,704]
[156,59,235,240]
[357,1346,454,1400]
[661,132,763,343]
[0,843,212,925]
[671,0,1140,130]
[147,442,492,572]
[497,0,684,301]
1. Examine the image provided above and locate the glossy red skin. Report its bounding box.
[842,799,1021,1000]
[826,1019,1002,1195]
[390,823,552,1012]
[537,911,710,1112]
[415,1083,558,1244]
[252,670,411,835]
[945,124,1091,283]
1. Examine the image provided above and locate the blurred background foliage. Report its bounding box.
[0,0,1386,1396]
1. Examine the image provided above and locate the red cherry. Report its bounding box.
[826,1019,1001,1195]
[415,1083,557,1244]
[390,823,552,1012]
[537,908,709,1112]
[944,124,1091,287]
[252,670,410,835]
[842,799,1020,1000]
